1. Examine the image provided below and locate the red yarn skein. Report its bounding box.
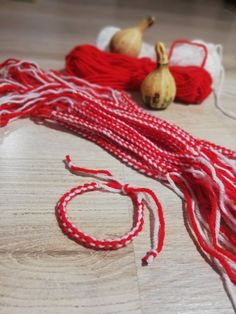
[65,45,212,104]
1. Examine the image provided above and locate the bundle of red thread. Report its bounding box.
[65,44,212,104]
[0,60,236,298]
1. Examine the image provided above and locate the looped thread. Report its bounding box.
[121,183,130,195]
[57,155,165,265]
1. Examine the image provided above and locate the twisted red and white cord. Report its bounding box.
[0,59,236,306]
[57,155,165,265]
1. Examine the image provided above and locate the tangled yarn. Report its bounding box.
[0,59,236,306]
[65,45,212,104]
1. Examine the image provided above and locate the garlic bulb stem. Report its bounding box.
[156,42,168,65]
[137,16,155,32]
[141,41,176,110]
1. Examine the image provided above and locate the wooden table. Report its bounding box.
[0,1,236,313]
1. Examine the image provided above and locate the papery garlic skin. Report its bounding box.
[110,28,142,57]
[141,42,176,109]
[110,17,155,57]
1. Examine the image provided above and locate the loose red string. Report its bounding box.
[65,44,212,104]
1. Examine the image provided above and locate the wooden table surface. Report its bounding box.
[0,1,236,313]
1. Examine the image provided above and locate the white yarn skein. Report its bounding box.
[96,26,119,51]
[168,42,206,67]
[193,39,222,87]
[168,39,235,119]
[168,39,222,86]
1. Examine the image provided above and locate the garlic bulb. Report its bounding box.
[141,42,176,109]
[110,16,155,57]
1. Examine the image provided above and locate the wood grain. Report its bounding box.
[0,0,236,313]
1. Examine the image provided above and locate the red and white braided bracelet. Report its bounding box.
[56,155,165,265]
